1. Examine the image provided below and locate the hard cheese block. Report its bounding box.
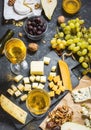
[30,61,44,75]
[0,94,28,124]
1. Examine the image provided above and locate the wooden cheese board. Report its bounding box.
[40,75,91,130]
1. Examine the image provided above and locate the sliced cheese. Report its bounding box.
[30,61,44,75]
[58,60,72,91]
[0,94,28,124]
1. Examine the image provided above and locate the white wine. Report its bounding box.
[26,89,51,115]
[4,38,26,64]
[62,0,81,14]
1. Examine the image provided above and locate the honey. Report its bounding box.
[62,0,81,14]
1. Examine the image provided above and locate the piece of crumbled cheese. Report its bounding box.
[14,75,23,82]
[23,77,30,84]
[43,57,51,65]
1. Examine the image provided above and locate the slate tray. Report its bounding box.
[1,51,79,129]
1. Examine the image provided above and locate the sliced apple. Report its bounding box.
[41,0,57,20]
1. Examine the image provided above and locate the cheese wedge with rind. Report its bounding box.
[0,94,28,124]
[61,122,91,130]
[58,60,72,91]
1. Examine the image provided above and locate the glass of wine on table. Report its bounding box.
[4,38,28,75]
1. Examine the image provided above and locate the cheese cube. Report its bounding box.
[20,94,28,101]
[23,77,30,84]
[29,75,36,82]
[35,76,41,82]
[7,88,14,96]
[52,85,58,92]
[32,82,38,88]
[14,75,23,82]
[40,76,46,83]
[11,84,17,92]
[38,83,45,89]
[49,72,56,77]
[55,89,61,95]
[30,61,44,75]
[48,91,55,97]
[53,75,60,83]
[15,90,22,97]
[17,83,24,91]
[49,81,54,89]
[43,57,51,65]
[48,75,54,81]
[24,84,31,92]
[51,66,56,72]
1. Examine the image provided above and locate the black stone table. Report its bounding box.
[0,0,91,130]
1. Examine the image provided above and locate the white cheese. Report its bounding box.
[15,90,22,97]
[17,83,24,92]
[24,84,31,92]
[23,77,30,84]
[30,61,44,75]
[51,66,56,72]
[43,57,51,65]
[20,94,28,102]
[29,75,36,82]
[35,76,41,82]
[7,88,14,96]
[11,84,17,92]
[40,76,46,83]
[14,75,23,82]
[32,82,38,88]
[38,83,45,89]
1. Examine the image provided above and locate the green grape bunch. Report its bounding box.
[50,18,91,75]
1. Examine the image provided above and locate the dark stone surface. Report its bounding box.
[0,0,91,130]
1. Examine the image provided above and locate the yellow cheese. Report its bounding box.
[30,61,44,75]
[0,94,28,124]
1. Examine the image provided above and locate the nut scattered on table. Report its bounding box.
[8,0,16,6]
[28,43,39,52]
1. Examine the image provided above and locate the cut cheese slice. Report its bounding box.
[0,94,28,124]
[14,0,30,15]
[58,60,72,91]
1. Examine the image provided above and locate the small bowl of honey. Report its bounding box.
[62,0,81,15]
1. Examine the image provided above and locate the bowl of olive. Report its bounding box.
[23,16,48,40]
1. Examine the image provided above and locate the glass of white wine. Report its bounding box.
[4,38,28,75]
[26,89,51,119]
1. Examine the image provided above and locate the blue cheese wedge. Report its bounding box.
[0,94,28,124]
[72,87,91,102]
[30,61,44,75]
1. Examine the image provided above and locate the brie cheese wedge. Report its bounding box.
[14,0,30,15]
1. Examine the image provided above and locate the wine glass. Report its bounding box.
[4,38,28,75]
[26,88,51,119]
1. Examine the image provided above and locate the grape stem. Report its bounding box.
[62,52,76,61]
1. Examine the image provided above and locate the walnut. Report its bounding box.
[8,0,16,6]
[28,43,39,52]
